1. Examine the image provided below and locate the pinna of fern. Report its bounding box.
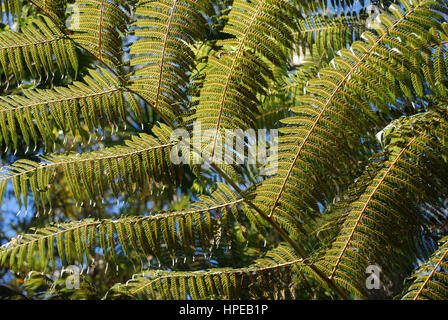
[126,0,213,125]
[67,0,131,71]
[0,68,141,150]
[189,0,298,162]
[0,122,182,213]
[0,16,78,85]
[295,10,368,57]
[106,243,306,300]
[252,0,448,246]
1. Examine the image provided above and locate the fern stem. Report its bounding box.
[425,40,448,49]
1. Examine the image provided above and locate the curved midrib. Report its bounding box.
[0,36,62,50]
[209,1,263,160]
[130,258,303,295]
[329,136,417,279]
[0,142,175,182]
[154,0,178,111]
[0,88,118,112]
[413,246,448,300]
[1,199,244,256]
[98,0,105,60]
[267,5,419,218]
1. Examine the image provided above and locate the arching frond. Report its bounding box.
[316,111,448,298]
[0,68,140,150]
[402,237,448,300]
[107,243,305,300]
[190,0,297,161]
[252,0,446,240]
[2,0,448,301]
[0,184,249,272]
[126,0,212,124]
[0,124,179,211]
[69,0,131,70]
[0,16,78,84]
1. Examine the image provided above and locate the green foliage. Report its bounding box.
[69,0,131,70]
[127,0,213,124]
[107,243,304,299]
[1,0,448,301]
[0,16,78,83]
[296,11,368,56]
[0,68,139,149]
[0,123,179,212]
[190,0,297,160]
[316,110,448,298]
[253,0,447,241]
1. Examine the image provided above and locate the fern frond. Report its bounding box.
[107,243,304,300]
[0,68,140,150]
[0,16,78,84]
[31,0,68,22]
[402,237,448,300]
[69,0,130,70]
[253,0,445,238]
[419,25,448,97]
[0,184,250,272]
[316,111,448,298]
[0,124,179,211]
[257,58,322,129]
[190,0,297,161]
[299,0,362,12]
[296,11,367,56]
[127,0,212,124]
